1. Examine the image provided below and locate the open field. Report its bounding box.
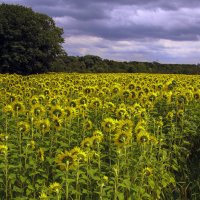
[0,73,200,200]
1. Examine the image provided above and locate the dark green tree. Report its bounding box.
[0,4,64,74]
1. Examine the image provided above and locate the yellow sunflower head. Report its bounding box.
[121,90,131,99]
[52,116,63,131]
[80,137,92,150]
[30,104,45,118]
[36,119,51,134]
[39,191,48,200]
[117,119,133,133]
[104,102,116,112]
[55,151,77,171]
[177,109,184,119]
[49,182,61,194]
[149,135,158,145]
[64,106,76,119]
[142,167,153,176]
[101,117,117,133]
[90,97,102,109]
[127,83,135,90]
[93,130,103,138]
[50,105,64,118]
[2,105,14,117]
[79,96,88,105]
[114,130,132,148]
[115,108,128,120]
[0,133,8,142]
[17,121,30,134]
[11,101,25,115]
[30,96,39,106]
[0,144,8,154]
[136,130,150,144]
[70,147,87,162]
[90,135,103,149]
[82,119,93,131]
[69,100,77,108]
[193,90,200,100]
[7,93,17,103]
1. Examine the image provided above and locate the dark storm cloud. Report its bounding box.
[1,0,200,63]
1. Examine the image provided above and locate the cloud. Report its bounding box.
[1,0,200,63]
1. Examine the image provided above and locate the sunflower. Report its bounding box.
[7,93,17,103]
[142,167,153,176]
[193,91,200,100]
[149,135,158,145]
[30,140,35,149]
[130,91,137,99]
[49,97,60,106]
[90,97,102,109]
[148,92,157,102]
[166,111,174,121]
[2,105,14,117]
[30,96,39,105]
[0,144,8,154]
[77,97,87,106]
[30,104,45,118]
[121,90,131,99]
[70,147,87,162]
[117,119,133,133]
[104,102,116,112]
[36,119,51,134]
[177,94,188,104]
[156,117,163,128]
[90,135,103,149]
[136,130,150,144]
[38,95,46,104]
[44,89,50,96]
[11,101,25,115]
[133,103,141,112]
[80,137,92,149]
[64,106,76,119]
[114,131,132,148]
[82,119,93,131]
[127,83,135,90]
[55,151,77,171]
[49,182,61,194]
[0,133,8,142]
[50,105,64,118]
[111,85,121,95]
[83,87,92,95]
[69,100,77,108]
[93,130,103,138]
[115,107,128,120]
[52,116,63,131]
[135,120,147,134]
[177,109,184,118]
[39,191,48,200]
[101,117,117,133]
[17,121,30,134]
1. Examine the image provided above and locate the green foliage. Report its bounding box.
[0,4,64,75]
[51,55,200,74]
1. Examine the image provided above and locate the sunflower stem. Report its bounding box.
[65,163,69,200]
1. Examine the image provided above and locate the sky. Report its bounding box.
[1,0,200,64]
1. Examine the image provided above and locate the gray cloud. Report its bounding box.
[1,0,200,63]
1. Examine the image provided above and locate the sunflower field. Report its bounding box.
[0,73,200,200]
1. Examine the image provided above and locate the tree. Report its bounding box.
[0,4,65,74]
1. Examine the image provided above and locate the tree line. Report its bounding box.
[1,4,200,75]
[51,54,200,74]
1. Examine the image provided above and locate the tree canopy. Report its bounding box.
[0,4,65,74]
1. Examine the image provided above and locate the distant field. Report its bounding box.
[0,73,199,200]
